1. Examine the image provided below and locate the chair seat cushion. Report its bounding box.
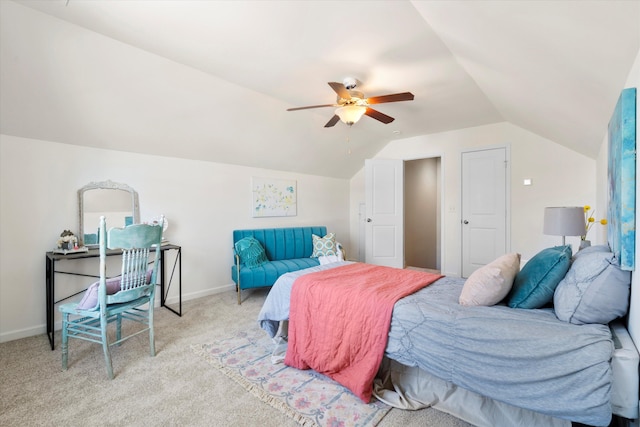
[76,269,152,310]
[232,258,320,289]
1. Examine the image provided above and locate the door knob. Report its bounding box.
[366,218,372,222]
[463,220,469,224]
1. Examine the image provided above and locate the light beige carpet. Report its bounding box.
[0,289,472,427]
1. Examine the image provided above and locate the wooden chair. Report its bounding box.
[59,216,163,379]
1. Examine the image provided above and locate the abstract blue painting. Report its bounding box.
[608,87,636,271]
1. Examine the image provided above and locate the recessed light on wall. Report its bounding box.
[523,178,532,186]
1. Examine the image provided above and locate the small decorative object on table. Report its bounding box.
[144,215,169,244]
[53,230,88,254]
[580,205,607,250]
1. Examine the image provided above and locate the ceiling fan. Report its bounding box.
[287,78,414,127]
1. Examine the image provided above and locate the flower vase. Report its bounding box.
[579,239,591,250]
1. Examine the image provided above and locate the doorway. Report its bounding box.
[364,157,442,270]
[405,157,441,271]
[365,149,507,276]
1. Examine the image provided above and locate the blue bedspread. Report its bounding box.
[386,276,613,426]
[258,264,614,426]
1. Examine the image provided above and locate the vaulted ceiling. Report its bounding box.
[1,1,638,179]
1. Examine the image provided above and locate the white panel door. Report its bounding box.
[461,148,507,277]
[365,159,404,268]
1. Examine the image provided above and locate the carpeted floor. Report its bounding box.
[0,289,472,427]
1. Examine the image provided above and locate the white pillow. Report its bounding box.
[318,244,345,265]
[459,253,521,306]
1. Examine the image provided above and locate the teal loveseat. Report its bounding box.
[231,226,327,304]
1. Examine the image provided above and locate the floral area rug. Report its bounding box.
[191,329,390,427]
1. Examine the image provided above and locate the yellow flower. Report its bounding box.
[582,205,606,239]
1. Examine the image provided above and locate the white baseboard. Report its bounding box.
[162,283,234,306]
[0,283,236,344]
[0,325,47,344]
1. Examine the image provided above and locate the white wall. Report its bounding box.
[0,135,349,342]
[350,122,597,277]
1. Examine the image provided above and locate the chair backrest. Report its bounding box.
[97,216,163,307]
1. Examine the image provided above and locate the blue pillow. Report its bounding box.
[507,245,572,309]
[554,250,631,324]
[234,237,268,268]
[571,244,610,261]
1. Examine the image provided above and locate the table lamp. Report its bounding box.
[543,206,586,245]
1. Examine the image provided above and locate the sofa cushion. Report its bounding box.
[554,250,631,324]
[231,258,320,289]
[232,227,328,293]
[312,233,337,257]
[507,245,572,309]
[235,237,268,268]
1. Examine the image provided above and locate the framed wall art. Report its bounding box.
[252,177,297,217]
[608,87,636,271]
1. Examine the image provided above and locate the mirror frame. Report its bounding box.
[78,180,140,247]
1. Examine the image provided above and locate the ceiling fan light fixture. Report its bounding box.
[335,105,367,125]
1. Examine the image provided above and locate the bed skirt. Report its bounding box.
[373,357,570,427]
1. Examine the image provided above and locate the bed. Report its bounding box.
[257,247,637,427]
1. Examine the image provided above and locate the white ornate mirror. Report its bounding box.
[78,180,140,247]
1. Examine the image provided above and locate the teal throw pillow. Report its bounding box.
[311,233,337,257]
[507,245,572,309]
[235,237,268,268]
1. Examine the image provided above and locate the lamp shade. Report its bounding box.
[335,105,366,125]
[543,207,586,237]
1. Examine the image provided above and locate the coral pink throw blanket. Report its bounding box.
[284,263,443,402]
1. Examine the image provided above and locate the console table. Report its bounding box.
[45,244,182,350]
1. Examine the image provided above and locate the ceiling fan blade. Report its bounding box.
[366,92,414,105]
[365,108,395,124]
[324,115,340,128]
[328,82,352,100]
[287,104,335,111]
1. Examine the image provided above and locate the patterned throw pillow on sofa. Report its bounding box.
[312,233,337,257]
